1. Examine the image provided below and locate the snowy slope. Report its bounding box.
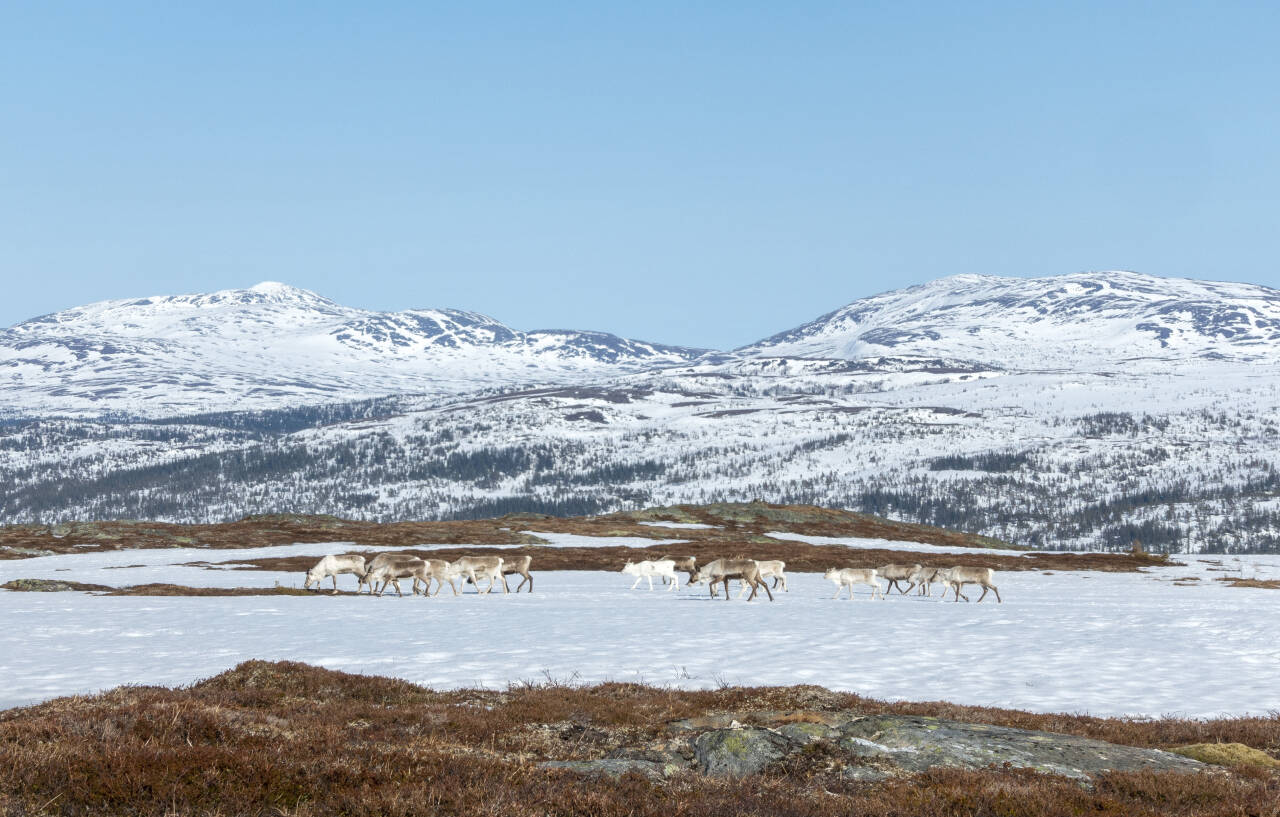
[738,271,1280,368]
[0,282,706,416]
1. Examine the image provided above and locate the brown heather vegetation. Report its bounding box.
[1216,577,1280,590]
[0,501,1023,559]
[1,661,1277,817]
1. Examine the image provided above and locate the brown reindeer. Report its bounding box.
[689,558,774,602]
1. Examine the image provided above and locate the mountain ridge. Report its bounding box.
[4,271,1280,417]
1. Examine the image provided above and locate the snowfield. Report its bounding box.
[3,545,1279,718]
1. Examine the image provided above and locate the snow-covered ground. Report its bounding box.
[638,521,719,530]
[3,546,1279,718]
[519,532,687,549]
[766,531,1032,557]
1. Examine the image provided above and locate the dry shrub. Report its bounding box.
[2,661,1278,816]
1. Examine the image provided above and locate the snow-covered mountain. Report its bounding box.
[0,282,706,416]
[6,271,1280,418]
[4,271,1280,552]
[738,271,1280,368]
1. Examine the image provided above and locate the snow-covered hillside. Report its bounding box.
[0,282,705,416]
[3,272,1280,552]
[739,271,1280,368]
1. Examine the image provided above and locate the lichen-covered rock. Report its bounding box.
[540,759,667,780]
[838,715,1205,779]
[839,764,892,782]
[694,727,794,778]
[777,721,842,744]
[1172,743,1280,769]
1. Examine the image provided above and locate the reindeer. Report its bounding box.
[501,554,534,593]
[444,556,508,594]
[936,566,1001,603]
[877,563,922,595]
[658,556,698,586]
[708,559,786,598]
[364,555,432,598]
[303,554,367,594]
[689,558,774,602]
[905,565,942,596]
[622,559,679,591]
[824,567,884,600]
[358,552,425,595]
[422,558,457,597]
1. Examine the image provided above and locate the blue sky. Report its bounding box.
[2,2,1277,349]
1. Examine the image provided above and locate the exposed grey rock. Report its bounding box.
[694,727,793,778]
[777,721,842,744]
[839,765,892,783]
[837,715,1205,779]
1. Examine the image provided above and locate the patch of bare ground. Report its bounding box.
[0,661,1275,816]
[1,581,360,597]
[1216,577,1280,590]
[0,501,1026,559]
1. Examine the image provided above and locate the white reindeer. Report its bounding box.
[622,559,679,591]
[422,558,457,596]
[303,554,367,594]
[936,566,1001,603]
[824,567,884,600]
[444,556,507,595]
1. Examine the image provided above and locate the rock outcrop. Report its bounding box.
[542,709,1208,782]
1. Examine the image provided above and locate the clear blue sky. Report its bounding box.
[2,1,1278,349]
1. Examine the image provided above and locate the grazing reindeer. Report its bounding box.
[877,563,922,595]
[445,556,507,594]
[622,559,679,591]
[905,566,942,596]
[358,552,425,595]
[824,567,884,600]
[303,554,367,594]
[365,555,432,598]
[936,566,1001,603]
[689,558,774,602]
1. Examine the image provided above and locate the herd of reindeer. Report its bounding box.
[303,552,1002,603]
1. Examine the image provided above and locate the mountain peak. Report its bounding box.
[739,271,1280,367]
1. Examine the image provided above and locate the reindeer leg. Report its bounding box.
[722,577,731,601]
[993,586,1001,603]
[976,586,989,603]
[760,579,774,602]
